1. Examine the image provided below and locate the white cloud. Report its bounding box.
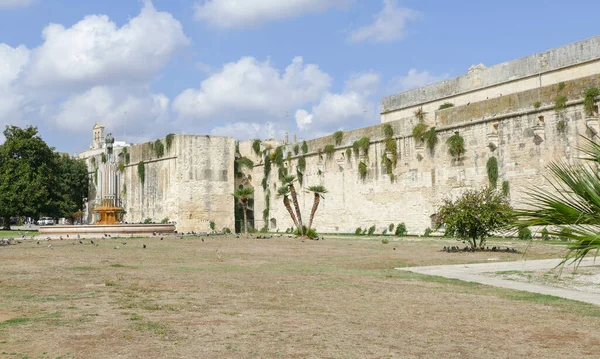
[24,0,189,90]
[392,68,448,91]
[210,121,286,140]
[53,86,170,139]
[0,0,35,9]
[0,44,30,124]
[173,56,331,119]
[295,109,313,130]
[194,0,349,28]
[349,0,419,43]
[344,72,380,95]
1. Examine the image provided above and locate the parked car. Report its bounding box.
[38,217,55,226]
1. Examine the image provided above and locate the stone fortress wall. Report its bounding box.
[83,135,236,233]
[240,36,600,235]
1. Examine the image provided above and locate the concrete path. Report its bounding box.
[396,257,600,306]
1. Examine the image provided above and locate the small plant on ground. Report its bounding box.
[161,217,169,224]
[381,238,390,244]
[355,227,362,236]
[446,131,466,159]
[388,223,394,232]
[395,223,407,236]
[368,225,376,235]
[518,226,532,240]
[438,102,454,110]
[424,227,433,237]
[144,218,152,224]
[223,227,231,234]
[435,187,513,250]
[332,130,344,146]
[486,157,499,189]
[209,221,216,231]
[540,228,550,241]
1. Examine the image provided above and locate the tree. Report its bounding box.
[282,175,304,236]
[0,126,59,229]
[434,187,513,250]
[233,187,254,238]
[306,185,327,232]
[277,186,299,230]
[50,154,89,221]
[515,138,600,266]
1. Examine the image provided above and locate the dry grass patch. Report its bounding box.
[0,235,598,358]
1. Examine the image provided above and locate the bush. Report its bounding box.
[166,133,175,151]
[358,161,368,179]
[540,228,550,241]
[160,217,169,224]
[324,144,335,159]
[447,131,466,159]
[388,223,394,232]
[518,226,532,240]
[143,218,152,224]
[381,238,390,244]
[412,122,428,142]
[368,225,376,235]
[395,223,407,236]
[301,141,308,154]
[424,227,433,237]
[209,221,216,230]
[355,227,362,236]
[223,227,231,234]
[294,225,318,239]
[435,188,512,249]
[533,101,542,109]
[438,102,454,110]
[332,130,344,146]
[154,139,165,158]
[382,123,394,138]
[554,95,568,113]
[486,157,498,189]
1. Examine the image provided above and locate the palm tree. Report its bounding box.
[277,186,299,230]
[515,137,600,266]
[233,187,254,238]
[282,175,303,236]
[306,185,327,232]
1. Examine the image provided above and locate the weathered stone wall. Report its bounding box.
[381,36,600,123]
[84,135,235,233]
[241,83,599,235]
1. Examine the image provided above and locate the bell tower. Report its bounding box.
[92,123,105,149]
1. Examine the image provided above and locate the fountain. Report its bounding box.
[39,133,175,239]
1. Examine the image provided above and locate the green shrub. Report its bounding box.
[412,122,428,142]
[345,148,352,161]
[557,82,566,92]
[301,141,308,154]
[297,156,306,173]
[252,139,262,156]
[533,101,542,109]
[209,221,216,230]
[355,227,362,236]
[223,227,231,234]
[486,157,498,189]
[154,139,165,158]
[332,130,344,146]
[502,180,510,197]
[125,152,131,165]
[395,223,407,237]
[438,102,454,110]
[144,218,152,224]
[446,131,466,159]
[584,87,600,115]
[382,123,394,138]
[381,238,390,244]
[293,143,300,155]
[166,133,175,151]
[358,161,368,179]
[434,187,513,249]
[294,225,318,239]
[101,153,107,163]
[423,127,438,153]
[388,223,394,232]
[424,227,433,237]
[324,144,335,159]
[384,137,397,165]
[118,162,125,173]
[540,228,550,241]
[554,95,568,113]
[556,119,567,133]
[518,226,532,240]
[357,137,370,155]
[274,146,284,167]
[161,217,169,224]
[137,161,145,184]
[368,225,376,235]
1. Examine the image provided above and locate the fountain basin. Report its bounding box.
[39,224,176,239]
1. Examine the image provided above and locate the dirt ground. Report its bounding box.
[1,235,599,359]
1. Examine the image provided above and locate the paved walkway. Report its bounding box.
[396,258,600,306]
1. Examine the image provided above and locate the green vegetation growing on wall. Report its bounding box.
[297,156,306,173]
[423,127,438,154]
[554,95,568,113]
[533,101,542,109]
[446,131,466,159]
[345,148,352,161]
[332,130,344,146]
[154,139,165,158]
[118,162,125,173]
[556,119,567,134]
[357,137,370,156]
[166,133,175,151]
[412,122,429,143]
[502,180,510,197]
[252,139,262,156]
[438,102,455,110]
[324,144,335,160]
[101,153,107,163]
[273,146,284,167]
[584,87,600,116]
[488,142,497,152]
[301,141,308,154]
[358,161,368,179]
[382,123,394,138]
[94,167,98,185]
[137,161,145,184]
[414,108,426,122]
[486,156,498,188]
[293,143,299,155]
[557,81,566,92]
[384,138,397,166]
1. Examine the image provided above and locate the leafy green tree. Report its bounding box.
[51,154,89,221]
[233,187,254,238]
[0,126,59,229]
[435,187,513,250]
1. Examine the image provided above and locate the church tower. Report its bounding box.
[92,123,105,150]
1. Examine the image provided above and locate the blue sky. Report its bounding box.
[0,0,598,153]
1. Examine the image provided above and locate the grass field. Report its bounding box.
[1,235,599,358]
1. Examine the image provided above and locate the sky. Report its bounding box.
[0,0,598,153]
